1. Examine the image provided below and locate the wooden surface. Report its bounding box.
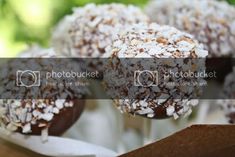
[0,139,45,157]
[120,125,235,157]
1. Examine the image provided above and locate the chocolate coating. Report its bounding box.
[228,112,235,124]
[131,105,169,119]
[220,67,235,123]
[18,100,85,136]
[104,23,206,119]
[0,47,88,138]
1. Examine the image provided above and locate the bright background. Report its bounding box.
[0,0,234,57]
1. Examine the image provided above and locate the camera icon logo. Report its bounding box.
[16,70,40,87]
[134,70,158,87]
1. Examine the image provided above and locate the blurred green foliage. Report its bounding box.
[0,0,234,57]
[227,0,235,4]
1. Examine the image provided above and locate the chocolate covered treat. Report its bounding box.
[52,3,149,58]
[145,0,235,58]
[104,23,208,119]
[220,67,235,123]
[0,48,87,140]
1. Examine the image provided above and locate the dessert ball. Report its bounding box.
[52,3,149,57]
[220,67,235,123]
[103,23,208,119]
[0,47,87,139]
[145,0,235,57]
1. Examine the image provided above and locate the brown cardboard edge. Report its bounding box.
[119,125,235,157]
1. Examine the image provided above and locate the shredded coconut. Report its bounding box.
[0,47,87,140]
[145,0,235,57]
[52,3,149,58]
[104,23,208,118]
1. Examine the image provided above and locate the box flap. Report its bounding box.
[120,125,235,157]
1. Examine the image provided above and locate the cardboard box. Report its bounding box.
[120,125,235,157]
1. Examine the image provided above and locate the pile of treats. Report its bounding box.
[1,0,235,139]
